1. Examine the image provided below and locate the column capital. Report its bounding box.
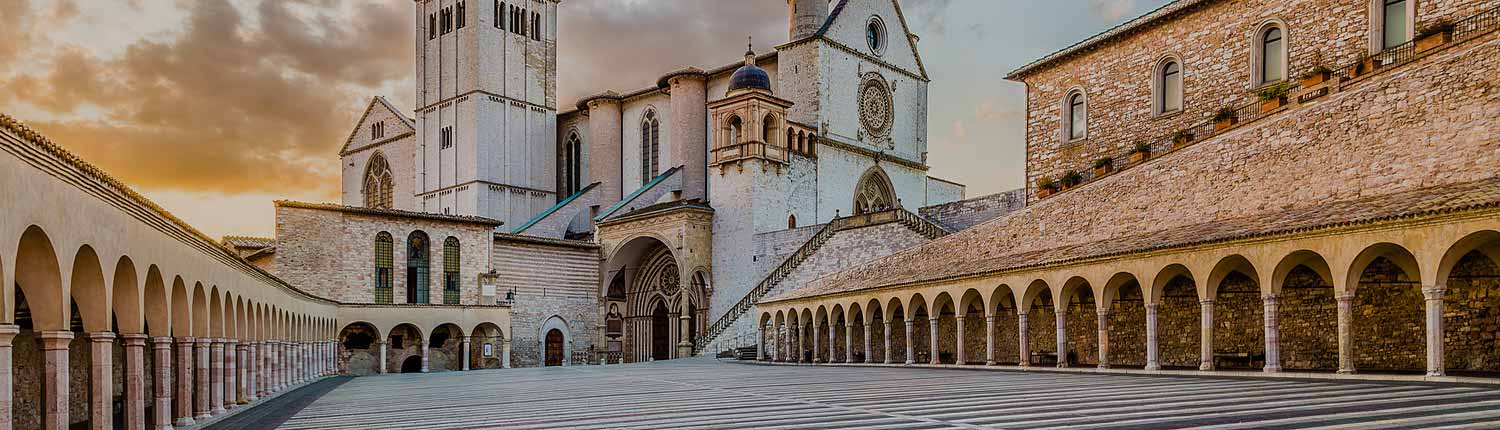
[225,338,239,345]
[195,337,213,346]
[38,330,75,349]
[1336,291,1357,301]
[176,336,197,344]
[1422,284,1447,299]
[460,337,471,344]
[89,331,118,342]
[120,333,148,346]
[1096,308,1112,317]
[1262,293,1282,302]
[0,324,19,345]
[1198,299,1215,305]
[1144,302,1160,311]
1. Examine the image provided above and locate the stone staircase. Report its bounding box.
[696,209,949,355]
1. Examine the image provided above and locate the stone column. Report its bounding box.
[377,341,388,374]
[420,341,430,373]
[235,343,250,404]
[827,324,837,363]
[929,318,941,365]
[210,339,225,415]
[150,337,174,430]
[1263,294,1283,373]
[843,324,852,363]
[1018,311,1031,367]
[277,341,287,388]
[955,316,967,365]
[461,337,471,371]
[88,332,116,430]
[1096,309,1111,369]
[811,323,821,363]
[1144,303,1161,371]
[862,323,873,363]
[1336,292,1356,374]
[40,331,75,430]
[1423,285,1447,377]
[883,321,894,364]
[1199,300,1215,371]
[771,325,781,362]
[194,338,211,419]
[258,342,270,396]
[246,343,257,401]
[985,315,996,366]
[501,340,512,368]
[173,337,195,427]
[0,325,15,430]
[757,324,767,361]
[904,319,916,365]
[121,334,148,430]
[224,339,237,409]
[1054,311,1067,368]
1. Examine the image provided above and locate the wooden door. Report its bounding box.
[545,329,564,366]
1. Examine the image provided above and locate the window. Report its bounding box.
[441,7,451,35]
[641,110,660,183]
[1381,0,1411,50]
[375,232,393,304]
[443,237,460,305]
[562,132,582,198]
[429,14,436,39]
[457,1,466,29]
[762,114,777,147]
[1063,90,1087,142]
[532,11,541,41]
[866,17,886,55]
[440,126,454,149]
[370,121,385,139]
[728,115,743,146]
[407,231,430,304]
[1252,22,1288,87]
[1155,59,1183,114]
[495,1,503,30]
[520,8,528,37]
[788,214,797,229]
[363,153,394,209]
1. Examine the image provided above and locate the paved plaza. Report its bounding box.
[233,358,1500,429]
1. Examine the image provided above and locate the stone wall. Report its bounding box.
[919,189,1026,232]
[1279,266,1338,371]
[1018,0,1493,198]
[1445,251,1500,372]
[1353,257,1425,371]
[492,237,599,367]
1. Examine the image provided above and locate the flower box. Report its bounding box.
[1094,166,1112,178]
[1259,97,1286,114]
[1214,117,1237,132]
[1037,188,1053,198]
[1415,29,1453,52]
[1129,151,1148,164]
[1300,71,1330,88]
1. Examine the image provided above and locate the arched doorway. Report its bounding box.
[651,301,670,360]
[545,329,565,366]
[400,356,422,373]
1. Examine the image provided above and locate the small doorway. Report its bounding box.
[545,329,565,366]
[400,356,422,373]
[651,301,671,360]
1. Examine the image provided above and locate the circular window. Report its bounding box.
[866,17,887,55]
[859,77,893,136]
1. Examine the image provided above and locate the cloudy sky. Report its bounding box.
[0,0,1169,239]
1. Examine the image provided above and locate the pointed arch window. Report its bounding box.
[407,231,430,304]
[853,168,896,215]
[641,110,660,183]
[561,132,583,198]
[363,153,394,209]
[375,232,393,304]
[442,237,460,305]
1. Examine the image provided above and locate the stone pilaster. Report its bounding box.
[1054,310,1067,368]
[1144,303,1160,371]
[1263,294,1283,373]
[121,334,148,430]
[903,320,915,365]
[0,325,19,430]
[173,337,195,427]
[210,339,225,415]
[1096,309,1111,369]
[194,338,211,419]
[88,332,116,430]
[150,337,174,430]
[1423,285,1447,377]
[1336,292,1356,374]
[1017,311,1030,368]
[955,316,967,365]
[39,330,75,430]
[1200,300,1215,371]
[985,315,996,366]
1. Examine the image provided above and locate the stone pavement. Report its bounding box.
[270,358,1500,429]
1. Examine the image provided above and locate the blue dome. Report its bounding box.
[728,63,772,93]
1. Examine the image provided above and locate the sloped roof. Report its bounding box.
[1006,0,1208,80]
[796,0,930,80]
[338,96,416,155]
[767,177,1500,303]
[222,235,275,249]
[275,201,503,226]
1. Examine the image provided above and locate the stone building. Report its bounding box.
[759,0,1500,381]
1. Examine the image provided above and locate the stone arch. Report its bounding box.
[1272,250,1337,371]
[853,166,897,215]
[233,297,245,340]
[1150,263,1200,368]
[362,151,395,209]
[387,323,424,373]
[958,288,988,363]
[191,283,209,337]
[1022,279,1057,365]
[1059,276,1097,366]
[1347,242,1424,372]
[1103,272,1147,368]
[15,225,65,330]
[864,299,885,363]
[539,315,571,367]
[471,322,506,369]
[830,304,847,362]
[798,307,815,362]
[1436,230,1500,374]
[929,292,957,364]
[112,256,142,334]
[990,284,1021,365]
[170,277,190,337]
[69,244,110,332]
[143,265,168,337]
[1207,255,1264,370]
[209,287,224,338]
[846,302,865,362]
[428,323,466,372]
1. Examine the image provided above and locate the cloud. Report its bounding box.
[975,99,1023,122]
[901,0,956,37]
[0,0,413,195]
[1090,0,1137,21]
[951,120,967,139]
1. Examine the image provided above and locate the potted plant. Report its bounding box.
[1257,82,1292,113]
[1299,65,1333,87]
[1416,19,1455,52]
[1171,129,1195,149]
[1129,141,1152,163]
[1213,107,1238,131]
[1036,178,1059,198]
[1093,157,1114,177]
[1061,170,1084,189]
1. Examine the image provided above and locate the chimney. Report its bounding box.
[789,0,830,41]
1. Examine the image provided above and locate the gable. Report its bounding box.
[817,0,928,80]
[338,96,417,156]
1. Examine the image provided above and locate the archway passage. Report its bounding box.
[1352,255,1424,373]
[1213,271,1264,370]
[400,356,422,373]
[651,301,670,360]
[339,322,380,376]
[1280,265,1338,371]
[471,323,505,370]
[1157,275,1201,368]
[545,329,565,367]
[1109,280,1148,368]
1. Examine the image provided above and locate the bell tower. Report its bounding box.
[788,0,830,40]
[413,0,559,227]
